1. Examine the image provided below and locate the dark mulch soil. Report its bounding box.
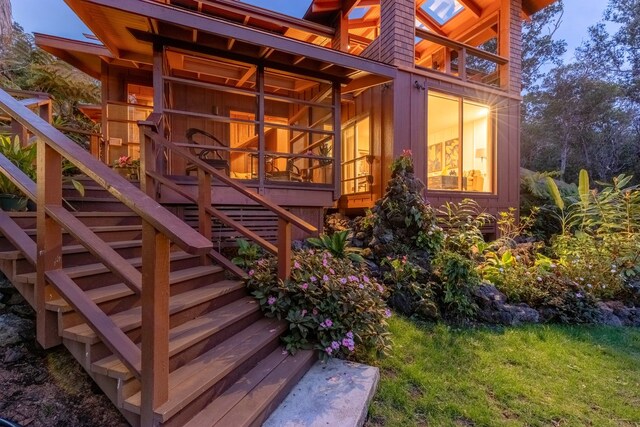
[0,280,128,427]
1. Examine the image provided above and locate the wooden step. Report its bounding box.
[91,296,261,380]
[6,211,141,228]
[62,279,246,345]
[14,251,198,289]
[184,348,316,427]
[123,318,287,423]
[45,264,224,313]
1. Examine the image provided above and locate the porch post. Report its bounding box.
[152,42,167,176]
[257,65,265,193]
[332,81,342,200]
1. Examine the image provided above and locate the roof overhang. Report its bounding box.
[34,33,112,79]
[305,0,561,23]
[63,0,396,85]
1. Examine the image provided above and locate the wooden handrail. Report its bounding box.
[415,28,508,65]
[141,127,317,234]
[0,89,212,255]
[0,154,37,201]
[45,206,143,294]
[46,270,142,377]
[0,210,37,266]
[147,170,277,255]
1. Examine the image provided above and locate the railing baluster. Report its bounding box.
[198,168,213,265]
[277,218,291,281]
[140,220,171,426]
[35,141,63,348]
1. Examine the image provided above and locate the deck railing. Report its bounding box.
[414,28,508,88]
[139,113,318,281]
[0,88,213,426]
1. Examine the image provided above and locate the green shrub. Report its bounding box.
[307,230,364,263]
[247,249,391,360]
[381,256,439,320]
[231,238,263,269]
[433,251,480,321]
[437,199,494,259]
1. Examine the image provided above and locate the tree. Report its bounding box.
[0,0,10,40]
[521,0,567,93]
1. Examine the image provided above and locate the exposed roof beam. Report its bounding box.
[236,66,256,87]
[415,9,447,37]
[85,0,396,78]
[348,18,379,30]
[458,0,482,18]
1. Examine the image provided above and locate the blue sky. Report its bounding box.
[11,0,610,63]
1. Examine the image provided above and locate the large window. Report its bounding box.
[427,92,493,193]
[342,116,372,195]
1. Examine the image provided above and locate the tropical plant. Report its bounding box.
[437,199,494,258]
[433,251,480,321]
[307,230,364,263]
[0,134,36,196]
[381,256,439,320]
[231,238,263,269]
[247,249,391,360]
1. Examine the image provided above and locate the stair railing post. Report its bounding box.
[277,218,291,281]
[139,119,170,424]
[197,168,212,265]
[35,140,63,348]
[140,220,171,426]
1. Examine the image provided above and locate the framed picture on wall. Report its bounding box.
[444,138,460,171]
[428,142,443,174]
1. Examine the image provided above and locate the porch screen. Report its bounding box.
[426,92,493,193]
[341,115,372,195]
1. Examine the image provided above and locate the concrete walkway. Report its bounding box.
[264,358,379,427]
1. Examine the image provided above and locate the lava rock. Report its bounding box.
[0,313,34,346]
[474,284,539,325]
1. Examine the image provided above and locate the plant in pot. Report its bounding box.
[113,155,140,181]
[0,135,36,211]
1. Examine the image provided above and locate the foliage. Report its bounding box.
[0,134,36,195]
[352,151,443,261]
[370,317,640,426]
[231,238,263,269]
[306,230,364,263]
[432,251,480,321]
[437,199,493,258]
[246,250,391,360]
[381,256,439,320]
[0,24,99,137]
[112,155,140,169]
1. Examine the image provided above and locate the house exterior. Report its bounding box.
[0,1,560,425]
[35,0,556,238]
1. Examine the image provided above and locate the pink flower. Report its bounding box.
[377,284,384,293]
[346,331,354,339]
[323,274,329,282]
[331,341,340,350]
[402,149,412,157]
[301,283,309,290]
[348,275,358,282]
[248,270,255,276]
[312,308,318,315]
[340,278,347,284]
[363,276,370,283]
[325,347,333,355]
[359,284,364,289]
[322,259,328,267]
[310,276,317,282]
[267,296,277,305]
[294,260,301,269]
[301,309,307,316]
[384,308,392,318]
[329,268,335,274]
[324,318,333,328]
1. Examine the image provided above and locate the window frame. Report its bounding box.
[426,90,496,195]
[341,114,373,196]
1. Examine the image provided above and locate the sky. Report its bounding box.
[11,0,611,63]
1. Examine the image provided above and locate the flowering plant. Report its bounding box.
[247,249,392,361]
[113,155,140,169]
[390,149,414,174]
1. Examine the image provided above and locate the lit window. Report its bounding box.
[342,116,372,195]
[427,92,493,193]
[421,0,465,25]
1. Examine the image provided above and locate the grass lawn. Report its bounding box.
[367,316,640,426]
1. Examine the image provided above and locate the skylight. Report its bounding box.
[349,6,370,20]
[421,0,465,25]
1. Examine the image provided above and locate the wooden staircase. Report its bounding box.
[0,89,318,426]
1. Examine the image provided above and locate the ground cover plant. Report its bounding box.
[367,316,640,427]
